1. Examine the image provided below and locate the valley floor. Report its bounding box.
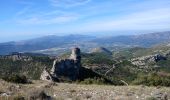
[0,80,170,100]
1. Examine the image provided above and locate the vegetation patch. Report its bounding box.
[132,73,170,86]
[2,74,29,84]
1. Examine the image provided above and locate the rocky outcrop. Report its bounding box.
[41,48,82,81]
[154,54,167,62]
[40,67,53,82]
[130,54,167,68]
[0,52,32,61]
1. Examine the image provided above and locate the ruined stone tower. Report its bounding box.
[70,47,81,68]
[43,47,82,81]
[70,47,81,61]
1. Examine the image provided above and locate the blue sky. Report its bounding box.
[0,0,170,42]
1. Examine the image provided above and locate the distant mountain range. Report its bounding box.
[0,35,95,55]
[0,31,170,55]
[92,31,170,47]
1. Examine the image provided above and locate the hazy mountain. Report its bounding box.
[91,47,112,55]
[0,31,170,55]
[0,35,96,55]
[92,31,170,47]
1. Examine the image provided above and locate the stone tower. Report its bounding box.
[70,47,81,62]
[70,47,81,76]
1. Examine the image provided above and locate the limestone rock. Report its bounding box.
[130,54,167,69]
[40,67,53,82]
[70,47,81,61]
[154,54,167,62]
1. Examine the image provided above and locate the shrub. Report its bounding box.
[13,95,25,100]
[2,74,28,84]
[28,89,51,100]
[82,53,114,65]
[132,73,170,86]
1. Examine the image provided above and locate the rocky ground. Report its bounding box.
[0,80,170,100]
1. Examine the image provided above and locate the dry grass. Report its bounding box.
[0,79,170,100]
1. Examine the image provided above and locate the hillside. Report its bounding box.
[90,47,112,55]
[112,42,170,59]
[0,44,170,85]
[0,44,170,100]
[0,53,54,79]
[0,80,170,100]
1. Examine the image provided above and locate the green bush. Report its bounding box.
[82,53,114,65]
[2,74,28,84]
[132,73,170,86]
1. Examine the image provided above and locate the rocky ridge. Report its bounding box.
[130,54,167,69]
[0,52,32,61]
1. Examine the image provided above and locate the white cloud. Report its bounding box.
[17,15,78,25]
[5,0,170,34]
[58,7,170,33]
[15,7,31,16]
[14,4,79,25]
[49,0,91,8]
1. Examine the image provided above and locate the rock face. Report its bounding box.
[154,54,167,62]
[41,48,82,81]
[130,54,167,69]
[40,67,53,82]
